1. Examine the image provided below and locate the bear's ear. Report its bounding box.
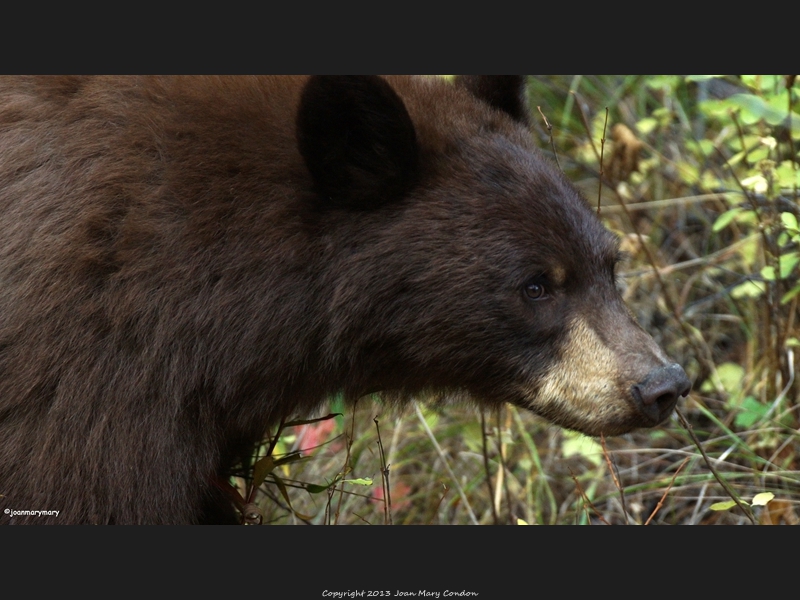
[455,75,530,126]
[296,75,419,211]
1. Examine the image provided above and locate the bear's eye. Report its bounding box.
[523,278,549,301]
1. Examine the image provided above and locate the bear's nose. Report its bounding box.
[630,363,691,424]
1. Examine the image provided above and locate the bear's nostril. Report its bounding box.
[631,363,691,423]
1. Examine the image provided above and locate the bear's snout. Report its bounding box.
[630,363,692,424]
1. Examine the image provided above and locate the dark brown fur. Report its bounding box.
[0,76,689,524]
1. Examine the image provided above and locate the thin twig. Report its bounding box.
[644,456,690,525]
[480,409,499,525]
[414,402,479,525]
[427,484,450,525]
[246,414,286,504]
[597,107,609,215]
[675,408,756,524]
[569,468,610,525]
[373,417,392,525]
[599,435,628,525]
[497,407,514,524]
[787,75,797,202]
[574,100,718,383]
[537,105,561,170]
[571,90,602,164]
[334,404,359,525]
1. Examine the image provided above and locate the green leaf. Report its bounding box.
[781,285,800,304]
[645,75,680,90]
[751,492,775,506]
[712,208,744,232]
[305,483,330,494]
[708,362,744,395]
[741,75,782,92]
[734,396,768,428]
[686,75,727,82]
[747,146,770,163]
[782,211,799,233]
[780,252,799,278]
[306,476,342,494]
[726,93,788,125]
[737,235,761,267]
[636,117,658,135]
[252,455,275,490]
[343,477,374,486]
[710,500,738,511]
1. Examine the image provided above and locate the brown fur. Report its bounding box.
[0,76,690,524]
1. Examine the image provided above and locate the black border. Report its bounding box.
[6,524,785,596]
[0,5,783,75]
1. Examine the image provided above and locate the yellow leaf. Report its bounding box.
[752,492,775,506]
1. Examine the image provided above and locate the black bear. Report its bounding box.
[0,76,690,524]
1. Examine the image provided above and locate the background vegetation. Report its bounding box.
[238,75,800,525]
